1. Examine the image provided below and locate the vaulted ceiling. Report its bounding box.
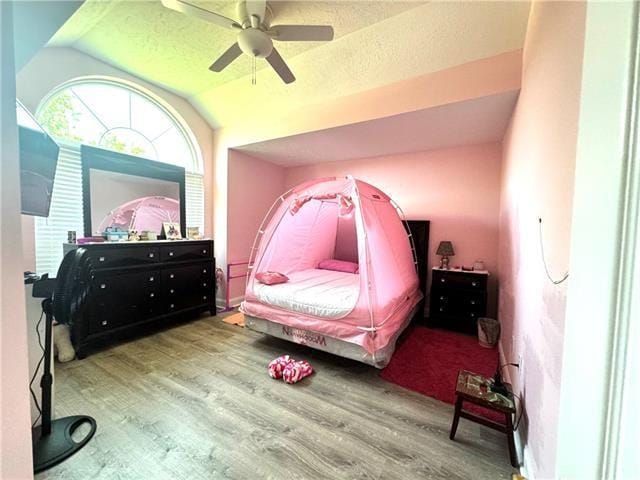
[49,0,530,129]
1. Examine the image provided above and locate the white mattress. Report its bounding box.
[253,269,360,319]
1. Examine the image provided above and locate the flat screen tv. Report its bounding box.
[17,101,60,217]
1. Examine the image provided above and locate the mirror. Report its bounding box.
[81,145,186,238]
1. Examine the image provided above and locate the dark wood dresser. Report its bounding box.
[65,240,215,358]
[429,267,488,334]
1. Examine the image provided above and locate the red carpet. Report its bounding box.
[381,326,503,423]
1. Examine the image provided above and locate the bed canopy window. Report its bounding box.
[33,78,204,275]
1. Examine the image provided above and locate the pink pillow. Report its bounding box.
[318,259,359,274]
[256,271,289,285]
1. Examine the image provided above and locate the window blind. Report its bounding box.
[34,144,84,275]
[34,145,207,276]
[185,172,205,234]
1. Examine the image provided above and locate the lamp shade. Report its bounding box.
[436,241,455,256]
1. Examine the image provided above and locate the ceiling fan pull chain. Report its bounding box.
[252,56,256,85]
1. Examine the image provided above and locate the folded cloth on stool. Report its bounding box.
[282,360,314,384]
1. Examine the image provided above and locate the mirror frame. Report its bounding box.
[81,145,186,238]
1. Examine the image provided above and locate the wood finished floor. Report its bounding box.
[38,313,514,480]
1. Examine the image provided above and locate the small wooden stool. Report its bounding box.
[449,369,518,468]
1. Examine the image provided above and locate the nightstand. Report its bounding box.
[429,267,488,334]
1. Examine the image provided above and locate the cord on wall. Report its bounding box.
[538,217,569,284]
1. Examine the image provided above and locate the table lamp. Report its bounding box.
[436,241,455,270]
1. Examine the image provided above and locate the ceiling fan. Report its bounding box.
[161,0,335,84]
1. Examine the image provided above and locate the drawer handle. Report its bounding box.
[440,296,444,301]
[150,293,155,298]
[99,256,105,262]
[203,269,207,274]
[470,313,476,317]
[440,278,446,283]
[170,303,175,309]
[169,251,174,257]
[470,300,476,305]
[149,276,155,282]
[203,295,207,300]
[471,281,477,287]
[170,289,175,294]
[149,252,155,258]
[203,282,207,287]
[170,274,175,279]
[202,249,207,254]
[101,320,108,326]
[100,283,106,289]
[439,307,444,312]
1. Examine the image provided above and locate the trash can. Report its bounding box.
[477,317,500,348]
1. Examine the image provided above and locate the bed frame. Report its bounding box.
[244,303,421,369]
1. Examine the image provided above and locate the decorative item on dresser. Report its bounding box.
[429,267,488,334]
[64,239,216,358]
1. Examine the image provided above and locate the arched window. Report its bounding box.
[33,78,205,275]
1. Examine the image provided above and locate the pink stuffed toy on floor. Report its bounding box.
[268,355,292,379]
[267,355,314,384]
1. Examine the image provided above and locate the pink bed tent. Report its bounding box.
[241,176,422,368]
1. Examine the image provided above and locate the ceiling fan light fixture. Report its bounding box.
[162,0,334,84]
[238,28,273,58]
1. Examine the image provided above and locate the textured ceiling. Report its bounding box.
[50,0,422,94]
[49,0,530,129]
[236,91,519,165]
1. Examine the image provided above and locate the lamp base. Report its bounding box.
[32,415,97,473]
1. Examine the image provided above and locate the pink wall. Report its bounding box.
[213,52,521,286]
[498,2,586,478]
[285,143,502,317]
[226,150,286,303]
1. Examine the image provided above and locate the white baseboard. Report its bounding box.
[498,340,536,480]
[216,295,245,310]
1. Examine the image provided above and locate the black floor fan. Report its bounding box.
[31,248,97,473]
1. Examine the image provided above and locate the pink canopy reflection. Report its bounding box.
[97,196,179,233]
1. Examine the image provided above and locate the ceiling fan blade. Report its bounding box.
[209,43,243,72]
[161,0,241,30]
[266,48,295,84]
[245,0,266,25]
[269,25,334,42]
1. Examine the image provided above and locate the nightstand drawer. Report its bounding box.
[433,291,486,314]
[433,270,487,291]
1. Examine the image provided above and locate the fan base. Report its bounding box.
[32,415,97,473]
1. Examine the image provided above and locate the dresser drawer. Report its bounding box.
[432,270,487,291]
[166,291,212,313]
[89,298,161,334]
[163,262,213,286]
[89,269,161,334]
[160,243,212,262]
[89,247,160,268]
[95,270,159,296]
